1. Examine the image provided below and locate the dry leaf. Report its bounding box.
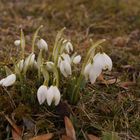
[118,81,136,89]
[101,78,120,85]
[97,74,106,83]
[12,129,22,140]
[64,116,76,140]
[98,74,119,85]
[4,115,22,139]
[62,135,73,140]
[29,133,53,140]
[87,134,100,140]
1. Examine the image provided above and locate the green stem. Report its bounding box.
[41,65,49,83]
[32,25,43,53]
[71,73,83,104]
[20,29,25,59]
[37,49,43,83]
[52,28,66,64]
[53,66,59,87]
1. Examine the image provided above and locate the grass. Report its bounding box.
[0,0,140,139]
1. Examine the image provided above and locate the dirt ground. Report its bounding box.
[0,0,140,139]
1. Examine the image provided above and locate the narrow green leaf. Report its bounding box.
[41,65,49,85]
[32,25,43,53]
[20,29,25,59]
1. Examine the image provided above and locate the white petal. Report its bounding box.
[73,55,81,64]
[24,53,35,69]
[61,53,71,64]
[14,40,21,46]
[24,54,31,68]
[60,61,68,77]
[83,63,92,80]
[0,78,6,85]
[17,59,24,72]
[46,86,54,106]
[33,60,38,69]
[46,61,54,71]
[30,53,35,66]
[67,42,73,52]
[89,65,102,84]
[37,85,48,105]
[53,86,61,106]
[64,60,72,75]
[2,74,16,87]
[37,39,48,51]
[102,53,112,71]
[93,52,112,71]
[93,53,104,69]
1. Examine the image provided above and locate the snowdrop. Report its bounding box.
[84,52,112,84]
[37,39,48,51]
[0,78,6,85]
[14,40,21,47]
[37,85,48,105]
[84,63,92,81]
[93,52,112,71]
[17,59,24,72]
[58,53,71,77]
[24,53,35,70]
[73,55,81,64]
[61,53,71,64]
[0,74,16,87]
[46,61,55,71]
[33,60,38,69]
[64,41,73,53]
[46,85,60,106]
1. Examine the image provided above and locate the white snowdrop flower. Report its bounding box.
[61,53,71,64]
[17,59,24,72]
[46,61,54,71]
[84,62,102,84]
[24,53,35,68]
[2,74,16,87]
[0,78,6,85]
[83,52,112,84]
[89,64,102,84]
[37,39,48,51]
[64,41,73,53]
[93,52,112,71]
[58,53,72,77]
[73,55,81,64]
[83,63,92,80]
[46,86,61,106]
[37,85,48,105]
[60,60,71,77]
[33,60,38,69]
[14,40,21,47]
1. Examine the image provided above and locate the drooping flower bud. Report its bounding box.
[37,85,48,105]
[46,86,61,106]
[73,55,81,64]
[1,74,16,87]
[14,40,21,47]
[37,39,48,51]
[83,52,112,84]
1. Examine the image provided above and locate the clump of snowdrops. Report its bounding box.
[0,25,112,105]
